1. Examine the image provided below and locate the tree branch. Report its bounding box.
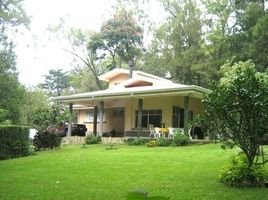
[255,159,268,166]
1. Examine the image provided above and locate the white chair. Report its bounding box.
[154,127,161,138]
[148,124,155,137]
[168,127,174,139]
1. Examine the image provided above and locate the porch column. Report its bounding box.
[137,98,143,136]
[67,103,73,143]
[99,101,104,136]
[93,106,98,136]
[183,96,189,135]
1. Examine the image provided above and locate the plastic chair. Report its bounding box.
[148,124,155,138]
[168,127,174,139]
[154,127,161,138]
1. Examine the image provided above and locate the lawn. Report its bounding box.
[0,144,267,200]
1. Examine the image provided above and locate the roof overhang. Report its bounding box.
[50,85,210,104]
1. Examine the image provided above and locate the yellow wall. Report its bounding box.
[78,108,125,134]
[126,96,203,131]
[77,96,203,133]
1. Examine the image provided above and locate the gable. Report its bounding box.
[125,80,153,88]
[109,73,130,87]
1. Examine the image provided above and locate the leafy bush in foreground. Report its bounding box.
[146,140,157,147]
[0,125,30,160]
[85,134,102,144]
[172,133,190,146]
[219,154,267,187]
[156,137,173,146]
[33,131,61,151]
[124,137,150,146]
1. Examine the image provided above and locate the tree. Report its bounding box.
[41,69,71,96]
[69,67,104,93]
[0,0,29,124]
[89,8,143,69]
[32,103,71,131]
[204,0,267,72]
[143,0,209,86]
[48,23,105,90]
[19,88,50,126]
[203,60,268,168]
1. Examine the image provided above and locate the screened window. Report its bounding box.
[85,110,105,123]
[112,108,124,118]
[135,109,162,128]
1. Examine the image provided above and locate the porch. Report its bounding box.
[72,95,203,139]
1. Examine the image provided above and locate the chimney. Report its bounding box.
[128,60,134,78]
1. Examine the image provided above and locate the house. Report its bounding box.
[51,68,209,138]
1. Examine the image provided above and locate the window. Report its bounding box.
[135,109,162,128]
[172,106,193,128]
[85,110,105,123]
[112,108,124,118]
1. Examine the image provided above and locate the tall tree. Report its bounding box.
[48,22,106,90]
[41,69,71,96]
[143,0,209,86]
[88,8,143,69]
[69,66,105,93]
[20,88,50,127]
[0,0,29,124]
[204,0,267,71]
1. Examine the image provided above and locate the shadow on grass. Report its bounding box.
[126,190,170,200]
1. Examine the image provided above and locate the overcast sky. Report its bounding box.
[14,0,165,87]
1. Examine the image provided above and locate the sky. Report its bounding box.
[14,0,165,87]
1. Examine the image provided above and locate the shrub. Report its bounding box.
[172,133,190,146]
[0,125,30,160]
[124,137,150,146]
[156,137,173,147]
[85,134,102,144]
[219,154,267,187]
[33,130,61,151]
[146,140,157,147]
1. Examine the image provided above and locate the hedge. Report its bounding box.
[0,125,30,160]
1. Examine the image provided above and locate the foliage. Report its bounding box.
[20,88,50,126]
[69,66,104,93]
[146,140,157,147]
[89,8,143,69]
[219,154,267,187]
[33,130,61,151]
[48,23,106,90]
[156,137,173,147]
[41,69,71,96]
[172,133,190,146]
[0,65,26,124]
[203,60,268,168]
[124,137,150,146]
[141,0,268,88]
[32,103,71,131]
[143,0,209,86]
[125,135,190,147]
[0,0,29,124]
[0,125,30,160]
[85,134,102,144]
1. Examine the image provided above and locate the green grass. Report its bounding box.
[0,144,267,200]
